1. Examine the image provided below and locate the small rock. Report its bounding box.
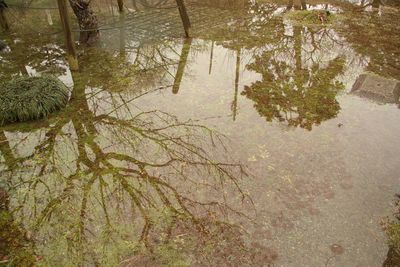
[330,244,345,255]
[351,73,400,104]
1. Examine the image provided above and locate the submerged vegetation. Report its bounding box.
[0,76,69,126]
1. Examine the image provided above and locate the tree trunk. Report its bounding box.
[117,0,124,12]
[58,0,79,70]
[172,38,192,94]
[175,0,191,37]
[68,0,99,45]
[0,2,9,31]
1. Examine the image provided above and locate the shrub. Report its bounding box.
[0,76,69,126]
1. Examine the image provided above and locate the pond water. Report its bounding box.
[0,0,400,266]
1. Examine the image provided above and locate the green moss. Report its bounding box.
[0,211,36,267]
[387,224,400,248]
[285,10,338,27]
[0,76,69,126]
[156,243,190,267]
[383,196,400,266]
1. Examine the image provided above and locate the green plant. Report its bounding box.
[0,76,69,126]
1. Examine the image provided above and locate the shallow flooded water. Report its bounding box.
[0,0,400,266]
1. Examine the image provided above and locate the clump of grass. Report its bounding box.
[285,10,336,26]
[0,76,69,126]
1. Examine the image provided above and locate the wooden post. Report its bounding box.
[209,41,214,75]
[175,0,191,38]
[117,0,124,12]
[119,13,125,57]
[232,49,240,121]
[172,38,192,94]
[57,0,79,71]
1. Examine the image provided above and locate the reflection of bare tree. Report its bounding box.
[0,187,36,265]
[217,2,346,130]
[199,0,346,130]
[172,38,192,94]
[0,33,67,80]
[0,43,277,265]
[191,0,345,129]
[337,4,400,79]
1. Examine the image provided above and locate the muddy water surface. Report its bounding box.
[0,0,399,266]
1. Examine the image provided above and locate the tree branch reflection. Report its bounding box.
[0,42,270,265]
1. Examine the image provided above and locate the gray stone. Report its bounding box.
[351,73,400,104]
